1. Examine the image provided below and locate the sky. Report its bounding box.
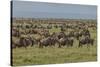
[12,1,97,19]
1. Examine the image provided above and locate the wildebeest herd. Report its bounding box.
[12,18,97,49]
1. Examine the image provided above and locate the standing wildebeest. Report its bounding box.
[58,37,74,48]
[74,32,82,40]
[12,28,20,37]
[80,29,91,37]
[39,33,59,48]
[26,36,36,47]
[57,32,66,39]
[50,32,59,47]
[39,29,50,37]
[39,37,52,48]
[68,31,75,37]
[12,37,33,48]
[54,24,58,28]
[78,36,94,47]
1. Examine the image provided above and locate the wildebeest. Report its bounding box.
[78,36,94,47]
[39,33,59,48]
[74,32,82,40]
[39,37,52,48]
[80,29,91,37]
[12,36,33,48]
[54,24,58,28]
[39,29,50,37]
[68,31,75,37]
[12,28,20,37]
[57,32,66,39]
[58,37,74,48]
[47,24,52,29]
[26,36,36,47]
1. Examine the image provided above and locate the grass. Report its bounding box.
[12,42,97,66]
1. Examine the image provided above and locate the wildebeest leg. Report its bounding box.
[77,36,79,40]
[50,44,55,48]
[39,42,43,48]
[58,44,61,48]
[31,41,34,47]
[24,40,27,48]
[70,43,73,47]
[78,42,82,47]
[67,43,70,47]
[70,40,73,47]
[24,45,27,49]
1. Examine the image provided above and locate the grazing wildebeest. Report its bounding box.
[78,36,94,47]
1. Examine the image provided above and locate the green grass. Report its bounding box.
[12,43,97,66]
[49,28,61,33]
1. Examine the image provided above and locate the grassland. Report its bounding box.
[12,45,97,66]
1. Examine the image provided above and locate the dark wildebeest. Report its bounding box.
[54,24,58,28]
[43,31,50,37]
[60,26,66,32]
[39,29,50,37]
[68,31,74,38]
[25,25,30,29]
[58,37,74,48]
[12,41,17,49]
[12,29,20,37]
[31,29,40,34]
[12,37,33,48]
[84,29,91,37]
[39,37,52,48]
[78,36,94,47]
[74,32,82,40]
[39,33,59,48]
[26,36,36,47]
[18,37,31,48]
[50,32,59,47]
[57,32,66,39]
[80,29,91,37]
